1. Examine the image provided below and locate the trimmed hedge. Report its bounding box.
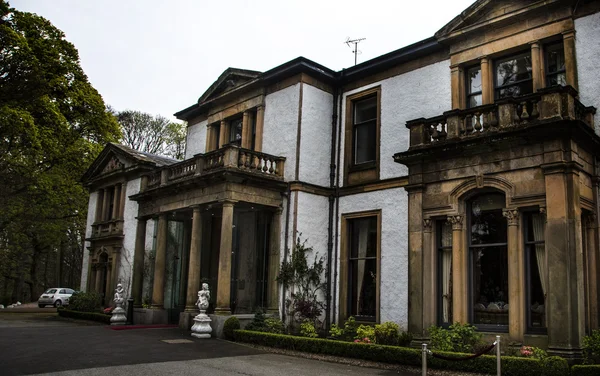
[233,330,568,376]
[58,308,111,324]
[572,365,600,376]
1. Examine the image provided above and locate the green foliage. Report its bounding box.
[233,330,568,376]
[300,319,318,338]
[0,1,120,302]
[373,321,412,346]
[356,324,375,342]
[428,322,484,354]
[583,329,600,364]
[245,309,267,332]
[539,356,569,376]
[572,365,600,376]
[342,316,359,340]
[223,316,240,340]
[264,318,285,334]
[328,323,343,339]
[277,236,325,324]
[68,292,101,313]
[58,308,111,324]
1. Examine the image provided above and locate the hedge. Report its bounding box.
[233,330,568,376]
[58,308,111,324]
[571,365,600,376]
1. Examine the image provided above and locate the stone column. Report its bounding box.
[407,186,424,336]
[94,264,103,294]
[255,105,265,152]
[451,65,462,110]
[503,208,523,342]
[218,120,228,148]
[111,247,121,301]
[151,213,168,309]
[481,57,492,105]
[585,214,598,330]
[101,187,110,221]
[422,219,436,332]
[119,182,127,219]
[563,31,578,91]
[215,200,235,314]
[95,189,104,222]
[205,124,212,152]
[530,41,543,92]
[132,218,147,307]
[267,208,283,313]
[448,215,466,323]
[86,248,94,292]
[112,184,121,219]
[241,111,251,149]
[185,206,203,312]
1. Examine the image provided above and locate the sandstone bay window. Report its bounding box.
[524,211,547,332]
[469,193,509,329]
[495,52,533,99]
[437,220,453,325]
[340,211,381,322]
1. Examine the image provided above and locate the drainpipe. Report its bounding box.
[325,84,339,329]
[332,70,344,324]
[281,186,291,324]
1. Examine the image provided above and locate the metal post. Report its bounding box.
[126,297,134,325]
[422,343,427,376]
[496,335,501,376]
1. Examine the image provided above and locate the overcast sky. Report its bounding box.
[11,0,474,121]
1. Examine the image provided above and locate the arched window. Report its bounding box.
[468,193,508,330]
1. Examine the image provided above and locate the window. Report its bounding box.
[495,52,533,99]
[106,187,115,221]
[466,66,482,108]
[340,211,380,322]
[524,211,546,332]
[353,96,377,165]
[437,220,453,325]
[212,122,221,151]
[468,193,508,330]
[545,43,566,87]
[229,117,243,145]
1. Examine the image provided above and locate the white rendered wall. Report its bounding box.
[339,60,451,184]
[80,191,98,291]
[299,85,333,187]
[336,188,409,327]
[262,84,300,182]
[295,192,330,260]
[119,177,141,297]
[184,119,208,159]
[575,12,600,134]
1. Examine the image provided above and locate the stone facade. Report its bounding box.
[81,0,599,352]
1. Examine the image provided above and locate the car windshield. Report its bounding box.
[44,289,57,294]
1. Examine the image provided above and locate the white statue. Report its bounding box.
[110,283,127,325]
[191,283,212,339]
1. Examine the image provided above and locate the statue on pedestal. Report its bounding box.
[191,283,212,338]
[110,283,127,325]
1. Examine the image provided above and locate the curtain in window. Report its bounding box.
[531,213,546,298]
[356,223,369,313]
[441,223,452,322]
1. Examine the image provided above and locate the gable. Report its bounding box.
[197,68,261,104]
[82,146,136,184]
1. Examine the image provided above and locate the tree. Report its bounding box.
[0,1,121,303]
[115,109,186,160]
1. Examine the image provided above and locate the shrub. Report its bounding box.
[233,330,569,376]
[572,365,600,376]
[300,319,318,338]
[428,322,483,353]
[245,309,266,332]
[223,316,240,340]
[374,322,400,346]
[583,329,600,364]
[343,316,359,340]
[356,324,375,342]
[58,308,111,324]
[329,323,343,339]
[264,317,285,334]
[68,291,102,313]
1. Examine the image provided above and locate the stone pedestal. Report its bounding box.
[191,311,212,339]
[110,302,127,325]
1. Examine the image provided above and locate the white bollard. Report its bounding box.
[422,343,427,376]
[496,335,501,376]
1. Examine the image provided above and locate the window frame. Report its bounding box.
[465,65,483,109]
[494,51,533,100]
[339,210,381,323]
[523,210,547,334]
[544,42,566,88]
[436,219,453,326]
[228,116,243,146]
[344,86,381,186]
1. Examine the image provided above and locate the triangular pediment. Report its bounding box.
[436,0,561,41]
[198,68,261,104]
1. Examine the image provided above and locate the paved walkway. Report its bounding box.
[0,313,412,376]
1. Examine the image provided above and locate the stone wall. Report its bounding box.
[80,190,98,291]
[118,177,141,298]
[575,11,600,135]
[184,119,208,159]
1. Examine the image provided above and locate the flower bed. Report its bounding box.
[233,330,568,376]
[58,308,111,324]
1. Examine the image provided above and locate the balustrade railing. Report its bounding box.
[407,86,596,148]
[91,219,124,238]
[140,145,285,192]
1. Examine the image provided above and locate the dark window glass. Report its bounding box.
[469,193,508,329]
[545,43,566,87]
[213,123,220,150]
[106,187,115,220]
[495,53,533,99]
[467,66,482,108]
[353,96,377,165]
[524,212,546,332]
[348,216,378,321]
[437,220,453,325]
[229,118,243,145]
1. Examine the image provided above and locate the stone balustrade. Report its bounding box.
[91,219,124,238]
[407,86,596,148]
[140,144,285,192]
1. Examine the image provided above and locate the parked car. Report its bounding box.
[38,288,75,308]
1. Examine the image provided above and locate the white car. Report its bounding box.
[38,288,75,308]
